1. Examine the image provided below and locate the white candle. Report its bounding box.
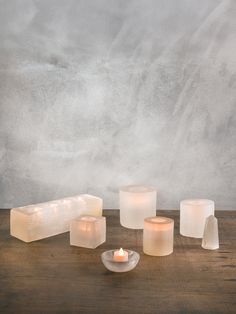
[70,215,106,249]
[113,248,129,262]
[180,199,215,238]
[143,217,174,256]
[10,194,103,242]
[120,185,157,229]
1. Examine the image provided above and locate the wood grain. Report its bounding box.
[0,210,235,314]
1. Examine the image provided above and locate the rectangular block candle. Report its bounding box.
[10,194,103,242]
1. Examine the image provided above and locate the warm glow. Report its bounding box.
[113,248,128,262]
[118,248,124,256]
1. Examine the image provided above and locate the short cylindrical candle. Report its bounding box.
[180,199,215,238]
[120,185,157,229]
[143,217,174,256]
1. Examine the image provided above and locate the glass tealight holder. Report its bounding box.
[101,250,140,272]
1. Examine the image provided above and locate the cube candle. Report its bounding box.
[120,185,157,229]
[180,199,215,238]
[10,194,103,242]
[70,215,106,249]
[143,217,174,256]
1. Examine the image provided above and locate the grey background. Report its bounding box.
[0,0,235,209]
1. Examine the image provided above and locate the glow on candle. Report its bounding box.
[80,216,97,232]
[143,216,174,256]
[113,248,128,262]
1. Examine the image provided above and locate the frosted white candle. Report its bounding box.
[120,185,157,229]
[143,217,174,256]
[10,194,103,242]
[70,215,106,249]
[113,248,129,262]
[180,199,214,238]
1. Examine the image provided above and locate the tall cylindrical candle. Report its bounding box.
[143,217,174,256]
[180,199,215,238]
[120,185,157,229]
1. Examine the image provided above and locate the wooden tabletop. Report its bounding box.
[0,209,235,314]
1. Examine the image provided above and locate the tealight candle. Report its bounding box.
[113,248,128,262]
[180,199,215,238]
[120,185,157,229]
[143,216,174,256]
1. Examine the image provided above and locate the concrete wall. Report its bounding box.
[0,0,235,209]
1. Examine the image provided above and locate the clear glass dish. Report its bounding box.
[101,249,140,272]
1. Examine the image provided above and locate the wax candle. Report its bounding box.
[10,194,103,242]
[143,217,174,256]
[113,248,129,262]
[120,185,157,229]
[70,215,106,249]
[180,199,215,238]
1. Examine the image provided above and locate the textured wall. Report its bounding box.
[0,0,235,209]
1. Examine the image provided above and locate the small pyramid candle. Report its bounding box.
[202,215,219,250]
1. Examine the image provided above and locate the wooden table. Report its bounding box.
[0,210,235,314]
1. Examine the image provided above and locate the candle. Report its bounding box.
[180,199,215,238]
[119,185,157,229]
[76,194,103,217]
[70,215,106,249]
[113,248,129,262]
[102,249,140,272]
[10,194,103,242]
[143,217,174,256]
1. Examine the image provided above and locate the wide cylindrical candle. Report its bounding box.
[180,199,215,238]
[120,185,157,229]
[143,217,174,256]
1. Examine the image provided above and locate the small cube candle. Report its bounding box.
[70,215,106,249]
[10,194,103,242]
[143,216,174,256]
[120,185,157,229]
[180,199,215,238]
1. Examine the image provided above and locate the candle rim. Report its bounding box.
[181,199,214,206]
[145,216,174,225]
[76,215,104,222]
[120,185,156,193]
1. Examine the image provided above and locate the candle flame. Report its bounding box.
[118,248,124,256]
